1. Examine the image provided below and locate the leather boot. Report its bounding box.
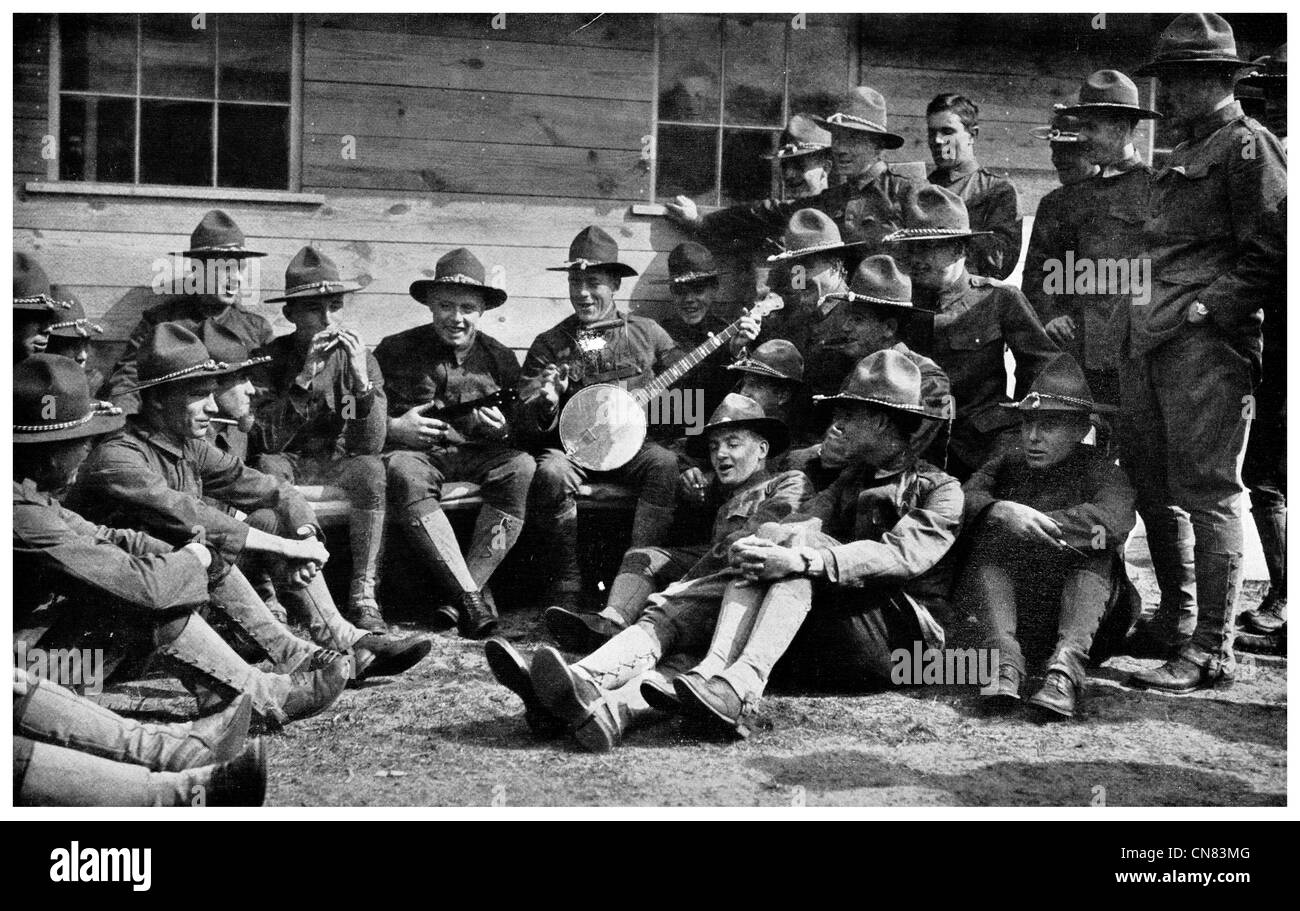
[674,673,753,740]
[1187,549,1242,679]
[351,632,433,679]
[16,737,267,807]
[628,500,677,549]
[464,505,523,591]
[985,664,1023,706]
[1027,670,1078,719]
[1240,507,1287,634]
[209,566,317,673]
[1130,654,1235,694]
[456,591,499,640]
[401,500,486,629]
[281,571,367,653]
[347,507,388,633]
[1136,506,1197,656]
[15,673,253,773]
[484,638,564,737]
[529,646,621,752]
[544,607,623,654]
[542,504,584,610]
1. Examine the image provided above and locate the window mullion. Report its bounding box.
[715,16,725,206]
[48,15,62,181]
[134,14,142,184]
[211,15,220,187]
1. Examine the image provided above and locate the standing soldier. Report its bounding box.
[1032,112,1101,188]
[1123,14,1286,693]
[14,253,72,364]
[885,185,1058,480]
[376,248,536,638]
[926,93,1024,280]
[764,114,834,200]
[666,87,920,259]
[252,247,390,633]
[108,210,274,413]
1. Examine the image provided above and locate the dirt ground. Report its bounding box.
[101,541,1287,808]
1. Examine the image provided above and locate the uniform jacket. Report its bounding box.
[515,311,681,450]
[1022,155,1154,378]
[929,158,1023,280]
[254,333,387,459]
[107,297,275,413]
[14,479,209,628]
[1130,102,1287,361]
[962,445,1136,552]
[67,418,317,566]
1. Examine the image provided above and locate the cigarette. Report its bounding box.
[210,417,239,426]
[1056,538,1087,555]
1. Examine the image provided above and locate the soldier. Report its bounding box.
[666,87,920,258]
[487,395,813,748]
[107,209,275,413]
[15,354,349,732]
[251,246,390,633]
[376,248,535,638]
[884,185,1058,480]
[723,339,806,430]
[44,286,106,395]
[763,114,834,199]
[14,253,72,364]
[926,93,1024,280]
[1123,14,1286,694]
[1032,111,1101,188]
[783,254,950,482]
[517,227,686,610]
[960,354,1140,719]
[70,323,431,681]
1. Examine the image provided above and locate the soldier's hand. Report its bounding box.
[182,541,213,570]
[1044,315,1076,345]
[664,195,701,228]
[534,364,569,409]
[990,501,1062,546]
[679,467,710,503]
[731,537,800,583]
[283,559,321,589]
[469,405,508,440]
[389,405,454,449]
[335,328,370,386]
[1186,300,1210,325]
[280,536,330,566]
[295,329,338,387]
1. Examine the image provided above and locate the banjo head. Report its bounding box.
[558,384,647,471]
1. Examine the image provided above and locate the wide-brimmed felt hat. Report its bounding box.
[1055,70,1162,119]
[1030,111,1085,144]
[655,242,721,286]
[762,114,833,161]
[264,246,364,305]
[14,253,75,314]
[882,185,993,243]
[14,354,124,443]
[547,226,638,278]
[1135,13,1252,76]
[825,255,935,353]
[1001,352,1116,414]
[687,392,790,457]
[1241,42,1287,86]
[172,210,266,259]
[813,349,945,419]
[812,87,905,150]
[726,339,805,386]
[117,322,269,396]
[46,286,103,340]
[409,247,508,310]
[767,208,868,262]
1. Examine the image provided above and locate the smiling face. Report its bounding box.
[927,110,977,168]
[148,377,220,440]
[567,268,620,325]
[820,403,908,469]
[895,240,967,293]
[670,278,716,327]
[197,257,252,307]
[285,294,345,342]
[708,427,768,488]
[830,130,883,183]
[780,153,831,197]
[1020,411,1091,469]
[427,286,486,351]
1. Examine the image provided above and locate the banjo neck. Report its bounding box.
[632,319,743,407]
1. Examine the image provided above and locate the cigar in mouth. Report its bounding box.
[209,417,240,426]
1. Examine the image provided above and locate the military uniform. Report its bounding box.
[652,311,734,437]
[928,158,1024,280]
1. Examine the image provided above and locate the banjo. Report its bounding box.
[558,295,784,471]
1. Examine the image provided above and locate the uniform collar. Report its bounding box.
[430,326,480,365]
[917,267,973,312]
[1100,149,1144,178]
[719,466,772,509]
[933,157,979,181]
[130,417,186,458]
[1184,100,1243,143]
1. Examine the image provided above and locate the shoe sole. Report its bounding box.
[544,607,613,654]
[460,618,499,640]
[640,679,682,714]
[1129,675,1236,695]
[429,607,458,632]
[673,675,749,739]
[572,711,618,752]
[1026,696,1075,719]
[529,646,597,729]
[355,638,432,680]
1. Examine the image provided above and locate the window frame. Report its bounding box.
[650,13,857,205]
[45,12,305,194]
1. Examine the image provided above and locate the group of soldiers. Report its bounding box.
[12,14,1288,798]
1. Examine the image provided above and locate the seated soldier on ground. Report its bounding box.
[958,354,1139,719]
[485,394,813,748]
[68,323,431,684]
[13,253,72,365]
[376,248,536,639]
[251,246,391,633]
[15,355,350,738]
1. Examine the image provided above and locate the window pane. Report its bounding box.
[220,14,292,102]
[60,14,137,94]
[658,15,720,124]
[140,100,212,185]
[141,14,215,97]
[656,124,717,202]
[788,25,849,116]
[720,129,776,204]
[723,18,784,126]
[218,104,289,189]
[59,96,136,182]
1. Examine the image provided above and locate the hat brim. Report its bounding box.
[724,360,805,386]
[811,116,906,150]
[652,271,723,286]
[1054,102,1163,120]
[265,281,365,305]
[13,410,125,444]
[14,297,73,314]
[1135,56,1253,77]
[882,228,994,243]
[761,146,831,161]
[686,417,791,458]
[812,392,945,419]
[172,248,267,259]
[48,323,104,340]
[546,262,639,278]
[407,280,508,309]
[116,355,271,397]
[998,398,1118,414]
[767,239,870,263]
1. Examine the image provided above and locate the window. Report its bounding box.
[654,14,854,205]
[53,13,297,190]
